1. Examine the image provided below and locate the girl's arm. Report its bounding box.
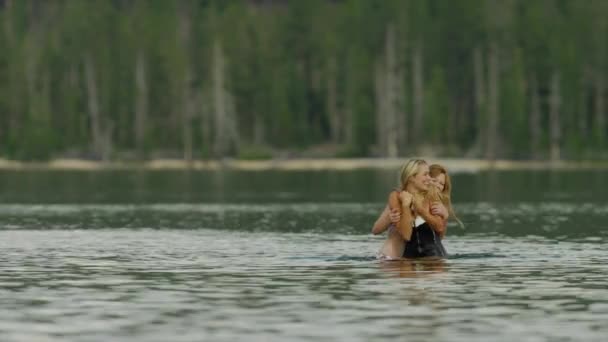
[430,202,449,220]
[414,197,447,238]
[371,205,392,235]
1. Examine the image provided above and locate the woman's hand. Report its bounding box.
[389,209,400,223]
[399,191,413,208]
[431,202,448,220]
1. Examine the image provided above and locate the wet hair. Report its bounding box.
[429,164,464,228]
[398,159,427,190]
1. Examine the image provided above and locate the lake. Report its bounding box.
[1,169,607,342]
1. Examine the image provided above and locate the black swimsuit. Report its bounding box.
[403,222,447,258]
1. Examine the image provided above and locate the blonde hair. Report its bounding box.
[429,164,464,228]
[398,159,427,190]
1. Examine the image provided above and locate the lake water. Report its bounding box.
[1,169,607,342]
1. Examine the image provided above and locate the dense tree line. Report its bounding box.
[0,0,606,161]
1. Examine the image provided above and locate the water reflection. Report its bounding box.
[2,201,606,242]
[378,259,447,278]
[1,169,607,204]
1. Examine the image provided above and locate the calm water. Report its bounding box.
[1,169,607,342]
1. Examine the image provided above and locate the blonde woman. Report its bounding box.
[372,159,451,259]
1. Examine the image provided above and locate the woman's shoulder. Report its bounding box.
[387,189,400,204]
[387,188,401,197]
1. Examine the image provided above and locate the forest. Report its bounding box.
[0,0,606,161]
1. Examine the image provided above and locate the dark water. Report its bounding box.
[1,169,607,342]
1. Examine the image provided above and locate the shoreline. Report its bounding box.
[1,158,608,172]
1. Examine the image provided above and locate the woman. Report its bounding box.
[372,159,452,259]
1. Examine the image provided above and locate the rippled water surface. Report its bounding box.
[1,169,607,342]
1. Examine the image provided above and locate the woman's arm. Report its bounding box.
[393,191,414,241]
[371,205,392,235]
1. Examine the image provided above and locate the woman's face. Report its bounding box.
[410,163,430,192]
[431,173,446,192]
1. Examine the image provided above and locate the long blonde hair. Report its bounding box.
[429,164,464,228]
[398,159,427,190]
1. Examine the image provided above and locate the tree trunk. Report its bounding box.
[24,31,37,117]
[212,39,228,157]
[84,53,104,160]
[412,45,424,146]
[134,51,148,159]
[374,60,386,156]
[549,71,562,161]
[473,46,486,154]
[593,0,607,147]
[200,90,212,158]
[69,65,86,139]
[384,24,400,158]
[178,6,193,163]
[485,44,499,160]
[529,74,541,159]
[3,0,19,142]
[212,40,226,157]
[183,87,194,163]
[226,92,239,153]
[373,24,406,158]
[595,74,605,146]
[578,73,588,139]
[343,54,355,148]
[327,56,340,143]
[309,62,323,140]
[393,59,406,157]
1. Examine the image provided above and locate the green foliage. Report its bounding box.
[0,0,606,161]
[501,48,528,158]
[425,66,449,145]
[237,144,273,160]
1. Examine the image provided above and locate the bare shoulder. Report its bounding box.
[388,190,400,200]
